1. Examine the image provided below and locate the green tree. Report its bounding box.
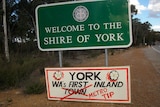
[132,19,152,46]
[130,4,139,46]
[141,21,152,45]
[132,18,141,45]
[131,4,138,17]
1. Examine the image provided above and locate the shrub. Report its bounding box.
[24,81,45,94]
[0,54,46,90]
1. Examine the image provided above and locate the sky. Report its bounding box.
[130,0,160,32]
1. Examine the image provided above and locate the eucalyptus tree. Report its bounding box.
[17,0,70,39]
[3,0,10,62]
[0,1,3,55]
[131,4,138,17]
[141,21,152,45]
[130,4,138,46]
[132,18,141,45]
[12,0,69,53]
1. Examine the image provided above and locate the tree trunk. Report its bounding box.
[3,0,10,62]
[30,15,37,36]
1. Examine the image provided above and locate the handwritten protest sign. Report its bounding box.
[45,66,131,103]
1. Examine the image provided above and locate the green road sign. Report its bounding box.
[35,0,132,51]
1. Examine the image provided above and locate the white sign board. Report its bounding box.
[45,66,131,103]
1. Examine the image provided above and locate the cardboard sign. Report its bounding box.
[45,66,131,103]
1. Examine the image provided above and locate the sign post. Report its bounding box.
[35,0,132,51]
[58,51,63,67]
[36,0,132,104]
[105,49,108,66]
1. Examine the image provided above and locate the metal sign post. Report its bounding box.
[105,49,108,66]
[58,51,63,67]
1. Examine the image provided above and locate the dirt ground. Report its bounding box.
[0,47,160,107]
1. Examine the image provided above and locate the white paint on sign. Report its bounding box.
[45,66,131,103]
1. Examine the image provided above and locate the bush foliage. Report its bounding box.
[0,54,46,90]
[24,81,45,94]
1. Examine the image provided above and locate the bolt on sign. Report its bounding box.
[45,66,131,103]
[35,0,132,51]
